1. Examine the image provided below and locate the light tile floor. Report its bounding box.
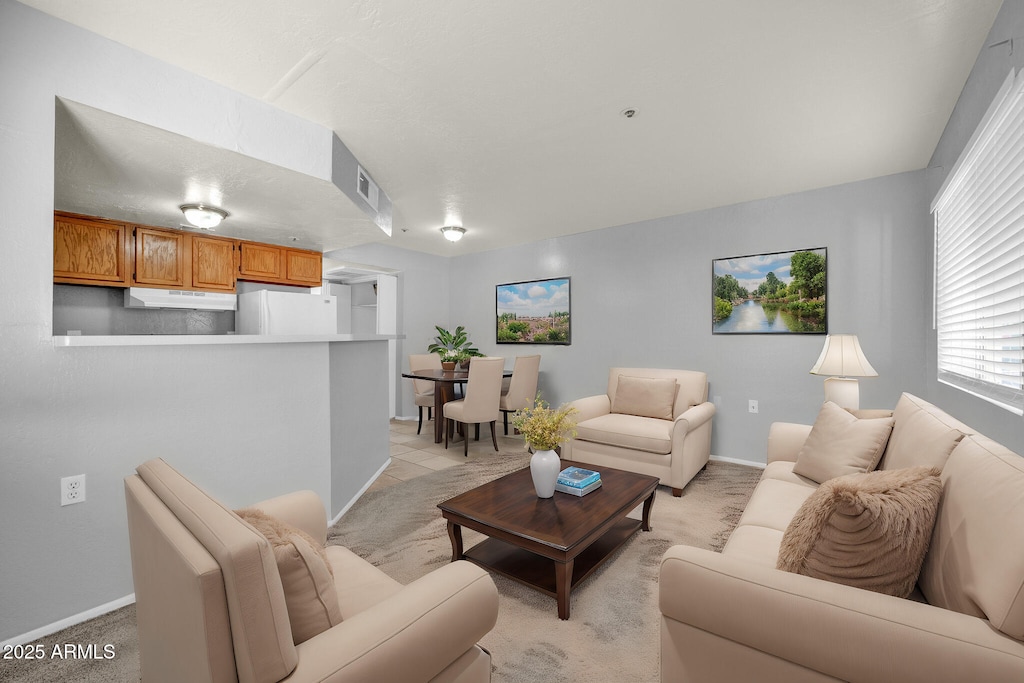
[367,417,525,492]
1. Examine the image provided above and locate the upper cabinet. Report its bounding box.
[191,234,238,292]
[54,212,321,292]
[238,242,322,287]
[53,213,130,286]
[133,226,187,288]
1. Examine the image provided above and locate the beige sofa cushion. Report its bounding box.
[880,392,969,471]
[610,375,677,420]
[777,466,943,598]
[792,401,894,484]
[574,413,674,454]
[237,508,343,644]
[919,435,1024,639]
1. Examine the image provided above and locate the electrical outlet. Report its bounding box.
[713,395,722,408]
[748,400,759,414]
[61,474,86,506]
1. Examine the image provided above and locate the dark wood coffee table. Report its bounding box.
[437,460,658,619]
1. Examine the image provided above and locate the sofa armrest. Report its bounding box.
[766,422,812,464]
[660,545,1024,683]
[284,560,498,682]
[251,490,328,545]
[673,401,715,435]
[568,394,611,422]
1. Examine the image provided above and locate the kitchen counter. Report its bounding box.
[53,333,402,347]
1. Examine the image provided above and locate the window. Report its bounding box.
[932,70,1024,416]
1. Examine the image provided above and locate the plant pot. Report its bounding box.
[459,359,471,370]
[441,361,456,372]
[530,449,561,498]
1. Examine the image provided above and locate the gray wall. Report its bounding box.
[0,1,376,642]
[922,0,1024,451]
[445,171,933,461]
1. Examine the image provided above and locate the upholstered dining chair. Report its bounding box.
[408,353,442,435]
[498,354,541,435]
[443,356,505,456]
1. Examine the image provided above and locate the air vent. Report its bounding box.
[356,165,379,211]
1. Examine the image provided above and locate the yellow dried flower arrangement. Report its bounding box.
[511,394,578,452]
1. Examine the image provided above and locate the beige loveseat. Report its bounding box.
[660,392,1024,682]
[561,368,715,496]
[125,458,498,683]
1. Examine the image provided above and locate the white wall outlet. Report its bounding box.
[61,474,86,506]
[713,395,722,408]
[748,400,759,414]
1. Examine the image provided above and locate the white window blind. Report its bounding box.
[932,69,1024,416]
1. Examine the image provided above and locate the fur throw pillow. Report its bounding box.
[777,466,943,598]
[236,507,342,644]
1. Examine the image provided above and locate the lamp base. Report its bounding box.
[823,377,860,410]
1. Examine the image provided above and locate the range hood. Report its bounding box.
[124,287,237,311]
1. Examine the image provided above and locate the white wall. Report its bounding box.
[0,1,349,642]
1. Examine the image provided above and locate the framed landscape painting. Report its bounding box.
[712,248,827,334]
[496,277,571,344]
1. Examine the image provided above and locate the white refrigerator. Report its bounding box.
[236,290,338,335]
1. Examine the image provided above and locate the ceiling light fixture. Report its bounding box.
[441,226,466,242]
[180,203,229,229]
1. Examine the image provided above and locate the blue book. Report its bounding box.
[557,466,601,489]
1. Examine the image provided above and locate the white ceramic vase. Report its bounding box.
[530,449,561,498]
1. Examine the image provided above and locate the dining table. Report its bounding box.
[402,367,513,443]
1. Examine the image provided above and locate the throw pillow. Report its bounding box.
[793,401,894,484]
[236,508,342,644]
[610,375,677,420]
[777,466,943,598]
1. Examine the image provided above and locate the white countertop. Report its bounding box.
[53,333,401,347]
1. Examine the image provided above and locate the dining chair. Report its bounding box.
[499,354,541,435]
[408,353,442,435]
[443,357,505,456]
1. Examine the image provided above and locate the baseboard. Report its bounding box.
[329,457,392,526]
[710,454,765,469]
[1,593,136,648]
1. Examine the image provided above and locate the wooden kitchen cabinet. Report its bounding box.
[238,242,283,281]
[53,212,130,286]
[191,234,237,292]
[238,242,322,286]
[283,248,322,286]
[133,226,186,288]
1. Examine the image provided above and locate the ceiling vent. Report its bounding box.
[356,165,379,211]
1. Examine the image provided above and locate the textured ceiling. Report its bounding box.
[25,0,1003,256]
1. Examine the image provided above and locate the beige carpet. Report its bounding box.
[327,451,761,683]
[0,453,760,683]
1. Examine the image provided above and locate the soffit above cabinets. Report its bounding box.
[53,99,388,253]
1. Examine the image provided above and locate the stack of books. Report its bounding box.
[555,466,602,497]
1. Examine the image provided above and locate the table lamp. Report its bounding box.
[809,334,877,410]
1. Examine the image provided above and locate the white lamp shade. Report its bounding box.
[180,204,228,229]
[809,334,878,378]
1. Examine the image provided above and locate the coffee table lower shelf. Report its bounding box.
[461,516,641,609]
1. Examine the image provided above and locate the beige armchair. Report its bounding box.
[498,354,541,435]
[560,368,715,496]
[444,356,504,456]
[124,458,498,683]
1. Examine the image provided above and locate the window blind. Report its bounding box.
[932,69,1024,416]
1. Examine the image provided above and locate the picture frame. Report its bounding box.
[712,248,827,334]
[496,277,571,345]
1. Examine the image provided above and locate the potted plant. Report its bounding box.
[512,395,578,498]
[439,349,461,372]
[428,325,481,361]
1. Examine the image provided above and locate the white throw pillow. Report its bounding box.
[792,401,894,484]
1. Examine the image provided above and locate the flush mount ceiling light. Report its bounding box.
[440,226,466,242]
[180,203,229,229]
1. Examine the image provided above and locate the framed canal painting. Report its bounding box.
[496,277,571,344]
[712,248,827,335]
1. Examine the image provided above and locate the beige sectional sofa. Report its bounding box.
[660,393,1024,682]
